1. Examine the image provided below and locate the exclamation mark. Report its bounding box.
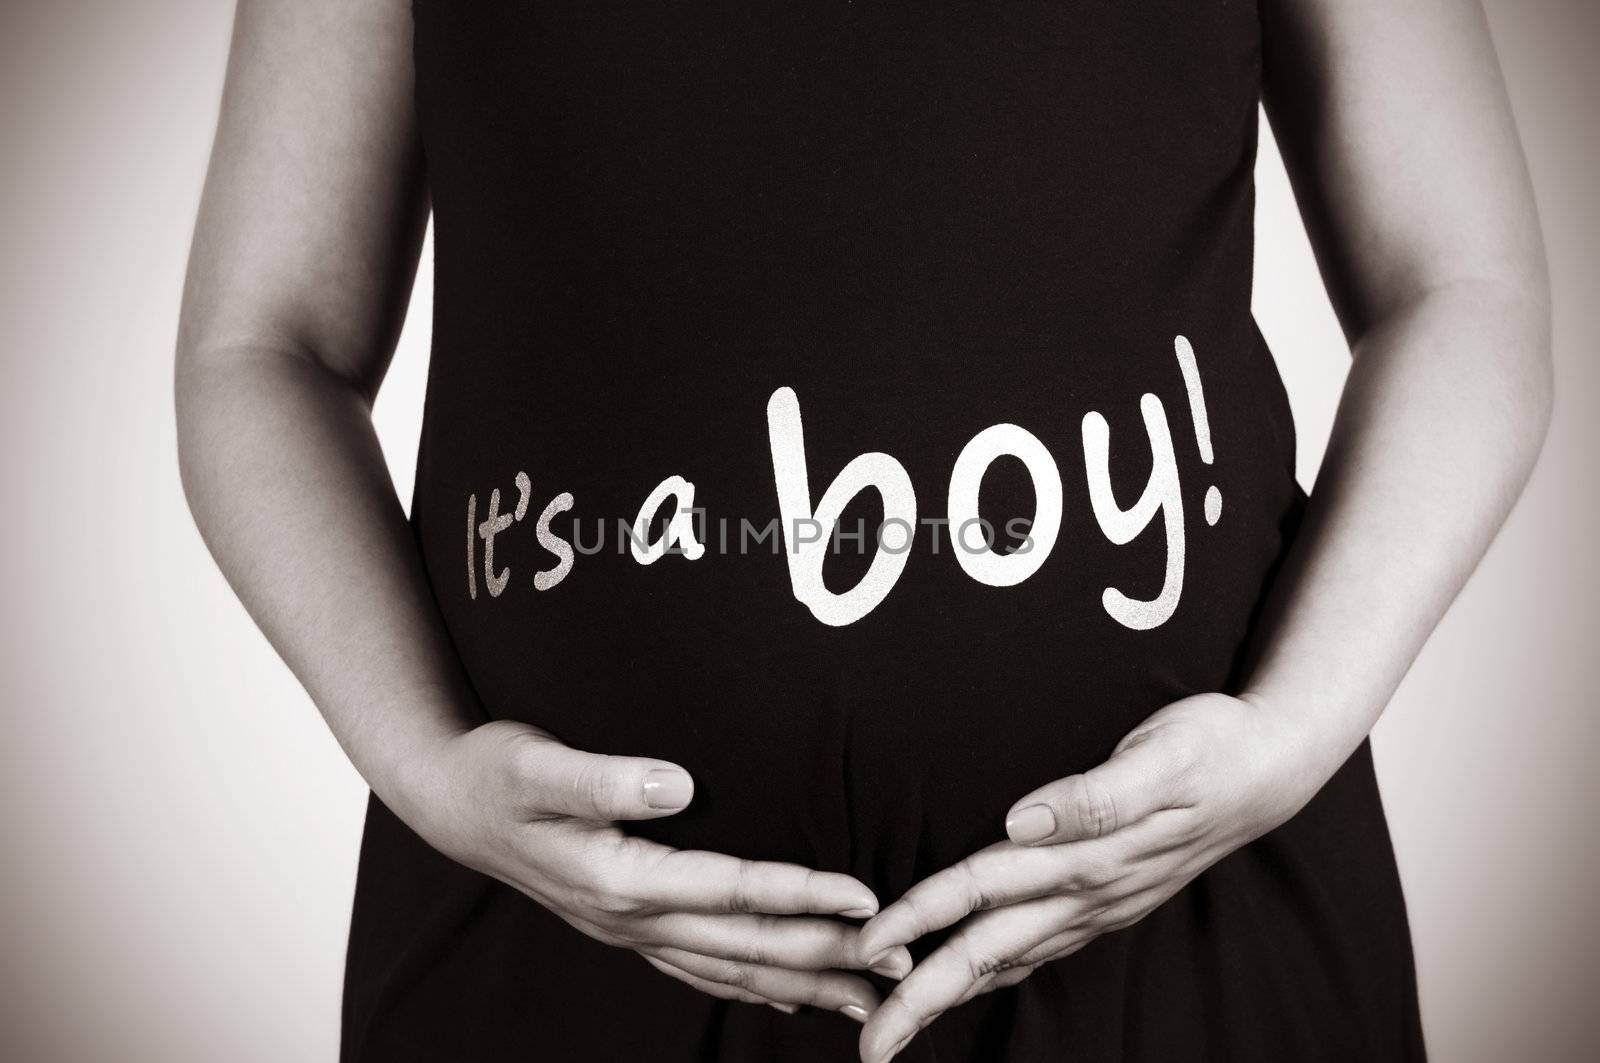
[1174,335,1222,526]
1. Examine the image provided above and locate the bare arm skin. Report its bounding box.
[856,2,1553,1059]
[176,0,907,1021]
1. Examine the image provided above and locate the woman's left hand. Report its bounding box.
[854,692,1328,1063]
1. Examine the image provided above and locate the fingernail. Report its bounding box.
[1006,803,1057,844]
[643,768,693,810]
[840,905,877,920]
[870,959,909,980]
[840,1003,870,1023]
[769,1002,799,1015]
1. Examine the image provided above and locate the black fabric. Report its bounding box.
[343,2,1425,1059]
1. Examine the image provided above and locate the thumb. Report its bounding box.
[1004,732,1183,846]
[511,731,695,822]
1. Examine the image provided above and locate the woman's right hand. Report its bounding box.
[383,719,908,1021]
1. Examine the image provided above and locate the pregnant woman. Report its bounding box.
[176,1,1550,1060]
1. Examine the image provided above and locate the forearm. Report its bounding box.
[1240,280,1552,784]
[176,344,480,810]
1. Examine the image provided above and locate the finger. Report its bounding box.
[556,904,902,993]
[859,814,1191,960]
[860,900,1070,1063]
[1005,731,1192,845]
[1010,879,1186,968]
[509,732,695,821]
[629,846,882,919]
[651,947,881,1022]
[988,963,1039,990]
[642,911,911,976]
[857,843,1062,962]
[643,955,789,1010]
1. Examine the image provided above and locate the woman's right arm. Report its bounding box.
[176,0,901,1019]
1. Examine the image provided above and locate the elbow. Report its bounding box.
[172,335,215,531]
[172,323,246,531]
[1363,266,1556,481]
[1499,268,1555,465]
[1433,263,1554,450]
[1497,228,1555,438]
[1476,269,1555,478]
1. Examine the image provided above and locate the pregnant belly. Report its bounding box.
[435,520,1282,900]
[417,351,1302,898]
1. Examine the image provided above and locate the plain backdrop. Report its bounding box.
[1,2,1595,1061]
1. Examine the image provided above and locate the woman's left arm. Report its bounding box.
[856,1,1552,1059]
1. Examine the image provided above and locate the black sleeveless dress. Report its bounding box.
[343,2,1425,1059]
